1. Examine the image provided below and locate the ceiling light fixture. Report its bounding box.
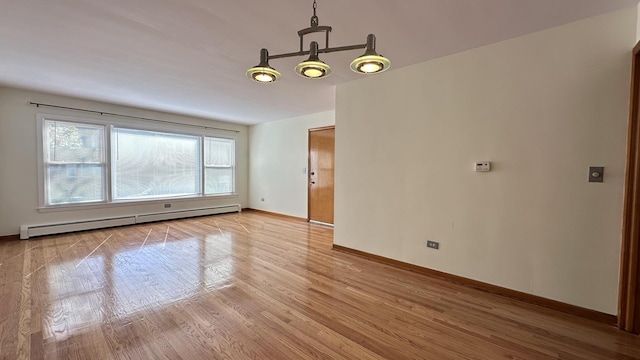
[246,0,390,83]
[247,49,281,83]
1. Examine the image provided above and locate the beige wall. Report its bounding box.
[249,111,335,218]
[637,3,640,42]
[0,87,248,236]
[334,8,636,314]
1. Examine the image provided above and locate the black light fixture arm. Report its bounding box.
[298,25,332,52]
[267,41,368,60]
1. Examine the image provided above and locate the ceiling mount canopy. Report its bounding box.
[246,0,390,83]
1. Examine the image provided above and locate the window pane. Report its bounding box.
[205,137,235,194]
[113,128,200,200]
[44,120,105,205]
[45,121,103,163]
[205,138,234,166]
[205,167,233,194]
[47,164,104,205]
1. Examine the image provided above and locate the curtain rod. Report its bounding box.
[28,101,240,133]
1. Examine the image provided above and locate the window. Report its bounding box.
[205,137,235,195]
[43,120,106,205]
[113,128,201,200]
[40,116,236,208]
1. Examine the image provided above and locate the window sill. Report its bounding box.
[38,193,239,213]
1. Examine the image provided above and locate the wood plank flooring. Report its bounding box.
[1,210,640,359]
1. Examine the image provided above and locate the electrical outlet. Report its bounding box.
[427,241,439,250]
[474,162,491,172]
[164,204,171,208]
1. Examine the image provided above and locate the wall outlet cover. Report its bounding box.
[475,162,491,172]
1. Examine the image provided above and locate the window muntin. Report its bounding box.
[43,120,106,205]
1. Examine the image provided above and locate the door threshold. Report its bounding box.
[309,220,334,228]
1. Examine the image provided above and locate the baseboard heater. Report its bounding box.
[19,204,241,240]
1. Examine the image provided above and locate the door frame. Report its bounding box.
[307,125,335,224]
[619,40,640,333]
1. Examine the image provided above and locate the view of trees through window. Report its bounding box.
[45,120,105,205]
[42,118,236,206]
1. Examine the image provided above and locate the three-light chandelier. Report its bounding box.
[246,0,391,83]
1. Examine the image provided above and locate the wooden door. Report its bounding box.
[308,126,335,225]
[620,40,640,334]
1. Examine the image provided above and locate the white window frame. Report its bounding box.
[37,113,238,210]
[203,136,236,196]
[37,114,110,208]
[110,126,203,202]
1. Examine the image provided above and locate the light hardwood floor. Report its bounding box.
[1,211,639,359]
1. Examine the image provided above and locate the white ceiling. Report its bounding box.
[0,0,638,125]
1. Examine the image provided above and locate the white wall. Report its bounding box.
[335,8,636,314]
[249,111,335,218]
[0,87,248,236]
[637,3,640,42]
